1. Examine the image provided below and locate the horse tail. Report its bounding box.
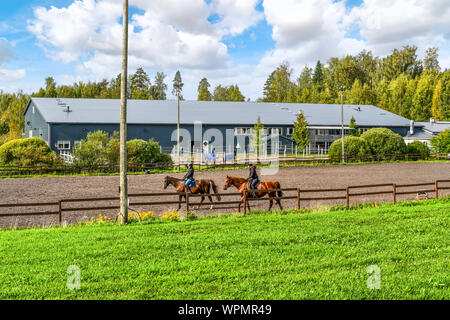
[210,180,221,201]
[276,182,283,198]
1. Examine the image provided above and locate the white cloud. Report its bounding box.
[212,0,264,36]
[0,38,26,83]
[0,38,14,64]
[26,0,261,83]
[256,0,347,77]
[0,68,26,83]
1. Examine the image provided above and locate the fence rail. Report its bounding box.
[0,153,449,176]
[1,179,449,225]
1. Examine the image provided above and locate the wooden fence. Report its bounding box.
[0,180,449,225]
[0,153,448,176]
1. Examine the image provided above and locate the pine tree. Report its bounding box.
[292,111,309,149]
[312,60,324,88]
[251,116,264,157]
[197,78,212,101]
[172,70,184,100]
[348,115,360,136]
[129,67,151,99]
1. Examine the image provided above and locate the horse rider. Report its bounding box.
[247,162,260,197]
[184,163,195,193]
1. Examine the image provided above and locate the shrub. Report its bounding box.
[360,128,407,157]
[406,141,430,159]
[328,136,371,161]
[0,137,61,167]
[430,129,450,153]
[73,130,116,167]
[73,131,172,168]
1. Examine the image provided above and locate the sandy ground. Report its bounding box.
[0,162,449,228]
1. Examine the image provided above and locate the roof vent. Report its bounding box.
[280,106,289,111]
[63,105,72,113]
[430,117,435,124]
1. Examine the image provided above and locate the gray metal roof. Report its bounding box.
[416,121,450,134]
[28,97,413,127]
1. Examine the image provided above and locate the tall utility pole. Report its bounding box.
[339,86,345,163]
[177,94,180,167]
[119,0,129,224]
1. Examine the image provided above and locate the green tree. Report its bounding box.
[292,111,309,149]
[45,77,57,97]
[227,85,245,101]
[431,80,443,121]
[172,70,184,100]
[150,72,168,100]
[250,116,264,157]
[423,47,440,72]
[213,85,228,101]
[430,129,450,153]
[197,78,212,101]
[263,62,294,102]
[348,115,360,136]
[129,67,151,99]
[312,60,324,87]
[412,72,434,121]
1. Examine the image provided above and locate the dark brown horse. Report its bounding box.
[163,176,221,210]
[223,175,283,213]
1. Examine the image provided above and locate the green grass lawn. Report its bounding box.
[0,199,449,300]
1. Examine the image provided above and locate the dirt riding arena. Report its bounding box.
[0,162,449,228]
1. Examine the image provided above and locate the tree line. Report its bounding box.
[0,44,449,147]
[260,46,449,122]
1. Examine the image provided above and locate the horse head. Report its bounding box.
[223,175,233,190]
[163,176,171,189]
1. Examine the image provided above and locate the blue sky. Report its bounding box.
[0,0,449,100]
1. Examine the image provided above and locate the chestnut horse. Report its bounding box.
[223,175,283,213]
[163,176,221,210]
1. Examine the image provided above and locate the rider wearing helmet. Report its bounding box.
[247,162,259,197]
[184,163,195,193]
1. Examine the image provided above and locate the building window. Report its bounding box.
[235,127,254,135]
[74,141,82,150]
[57,140,71,150]
[317,129,328,136]
[268,128,282,135]
[286,128,294,136]
[29,130,33,138]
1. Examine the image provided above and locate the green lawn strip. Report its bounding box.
[0,198,448,299]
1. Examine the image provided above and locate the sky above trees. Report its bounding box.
[1,0,449,100]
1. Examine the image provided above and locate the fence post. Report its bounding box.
[243,191,247,216]
[393,184,396,205]
[346,186,350,207]
[435,180,439,199]
[185,191,190,214]
[58,200,62,224]
[297,187,300,211]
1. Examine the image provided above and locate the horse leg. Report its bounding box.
[208,195,214,210]
[277,198,283,210]
[177,194,183,211]
[198,195,205,209]
[268,197,273,211]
